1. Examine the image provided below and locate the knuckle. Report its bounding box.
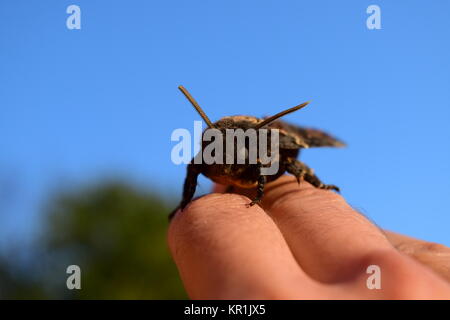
[394,241,449,256]
[421,242,449,253]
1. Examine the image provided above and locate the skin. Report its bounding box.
[168,176,450,299]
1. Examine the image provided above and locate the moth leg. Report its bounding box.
[169,162,202,220]
[303,168,340,193]
[286,158,340,192]
[247,163,266,207]
[180,162,202,210]
[285,158,307,184]
[304,173,340,192]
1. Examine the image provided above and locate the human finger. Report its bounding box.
[224,176,395,283]
[167,193,318,299]
[384,230,450,282]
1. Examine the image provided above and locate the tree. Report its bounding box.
[36,181,187,299]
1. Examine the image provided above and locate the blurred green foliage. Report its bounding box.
[0,181,187,299]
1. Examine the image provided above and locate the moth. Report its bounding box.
[172,85,345,218]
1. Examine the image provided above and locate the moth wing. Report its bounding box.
[270,120,346,148]
[296,127,346,148]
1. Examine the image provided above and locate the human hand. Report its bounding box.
[168,176,450,299]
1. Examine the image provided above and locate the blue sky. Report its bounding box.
[1,0,449,249]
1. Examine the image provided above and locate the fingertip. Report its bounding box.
[168,192,263,252]
[167,192,308,299]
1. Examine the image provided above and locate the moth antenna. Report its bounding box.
[178,85,215,128]
[254,101,311,129]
